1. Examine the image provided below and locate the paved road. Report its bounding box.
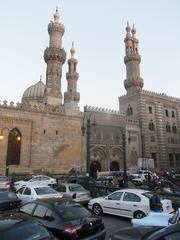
[102,214,131,239]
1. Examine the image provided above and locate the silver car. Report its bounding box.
[16,185,63,204]
[0,176,10,190]
[56,183,91,204]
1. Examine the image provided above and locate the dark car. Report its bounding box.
[109,221,180,240]
[18,197,106,240]
[0,214,56,240]
[0,191,21,212]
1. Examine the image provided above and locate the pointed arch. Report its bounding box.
[7,128,22,165]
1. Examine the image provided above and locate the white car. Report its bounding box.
[16,185,63,204]
[55,183,91,204]
[14,175,57,191]
[88,188,173,219]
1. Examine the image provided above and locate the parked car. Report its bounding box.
[55,183,91,204]
[109,222,180,240]
[16,186,63,204]
[18,198,106,240]
[0,176,10,190]
[132,208,180,227]
[0,191,21,212]
[14,175,57,190]
[0,214,56,240]
[88,188,173,219]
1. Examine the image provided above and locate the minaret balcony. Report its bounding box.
[124,54,141,64]
[44,47,66,63]
[48,22,65,35]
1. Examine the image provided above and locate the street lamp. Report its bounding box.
[122,132,128,187]
[81,114,96,176]
[0,127,21,176]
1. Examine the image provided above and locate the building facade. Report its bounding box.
[0,11,179,176]
[0,9,83,175]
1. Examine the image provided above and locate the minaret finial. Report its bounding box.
[54,7,60,23]
[131,23,136,37]
[40,75,42,81]
[70,41,75,58]
[126,21,131,37]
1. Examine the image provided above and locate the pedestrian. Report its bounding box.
[150,187,162,212]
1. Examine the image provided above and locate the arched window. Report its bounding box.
[127,105,133,116]
[149,120,155,131]
[166,122,171,133]
[6,128,22,165]
[172,124,177,134]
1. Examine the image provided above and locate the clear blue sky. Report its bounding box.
[0,0,180,110]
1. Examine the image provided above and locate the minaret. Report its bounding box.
[124,23,144,94]
[64,43,80,115]
[44,7,66,105]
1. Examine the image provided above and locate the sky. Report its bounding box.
[0,0,180,111]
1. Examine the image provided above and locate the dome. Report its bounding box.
[22,80,45,103]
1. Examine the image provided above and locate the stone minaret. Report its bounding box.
[64,43,80,115]
[124,23,144,94]
[44,8,66,105]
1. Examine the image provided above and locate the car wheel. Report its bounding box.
[93,203,103,216]
[133,210,146,219]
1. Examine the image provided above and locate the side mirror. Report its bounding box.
[105,196,109,200]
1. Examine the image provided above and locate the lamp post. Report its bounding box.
[81,114,96,176]
[122,133,128,187]
[0,127,21,176]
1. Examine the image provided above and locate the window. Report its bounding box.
[127,105,133,116]
[33,204,48,218]
[172,110,175,118]
[166,122,171,133]
[108,192,123,201]
[149,106,152,114]
[23,188,31,195]
[20,203,36,214]
[123,192,141,202]
[149,120,155,131]
[165,109,169,117]
[17,187,25,194]
[172,124,177,134]
[57,185,66,192]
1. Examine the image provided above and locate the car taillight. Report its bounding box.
[63,226,78,238]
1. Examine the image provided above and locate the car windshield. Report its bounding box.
[34,187,57,195]
[69,185,85,191]
[0,176,8,181]
[23,176,32,181]
[0,191,17,199]
[1,222,50,240]
[56,204,90,221]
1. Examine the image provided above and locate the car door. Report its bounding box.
[101,191,123,216]
[120,192,142,218]
[17,187,32,204]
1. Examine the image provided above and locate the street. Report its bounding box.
[102,214,131,239]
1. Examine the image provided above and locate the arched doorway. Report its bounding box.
[90,146,107,171]
[89,160,101,178]
[110,161,120,171]
[7,128,22,166]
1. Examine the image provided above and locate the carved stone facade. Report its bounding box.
[0,13,179,175]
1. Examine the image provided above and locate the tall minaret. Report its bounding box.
[124,23,143,94]
[44,8,66,105]
[64,43,80,115]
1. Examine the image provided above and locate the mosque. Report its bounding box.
[0,9,179,176]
